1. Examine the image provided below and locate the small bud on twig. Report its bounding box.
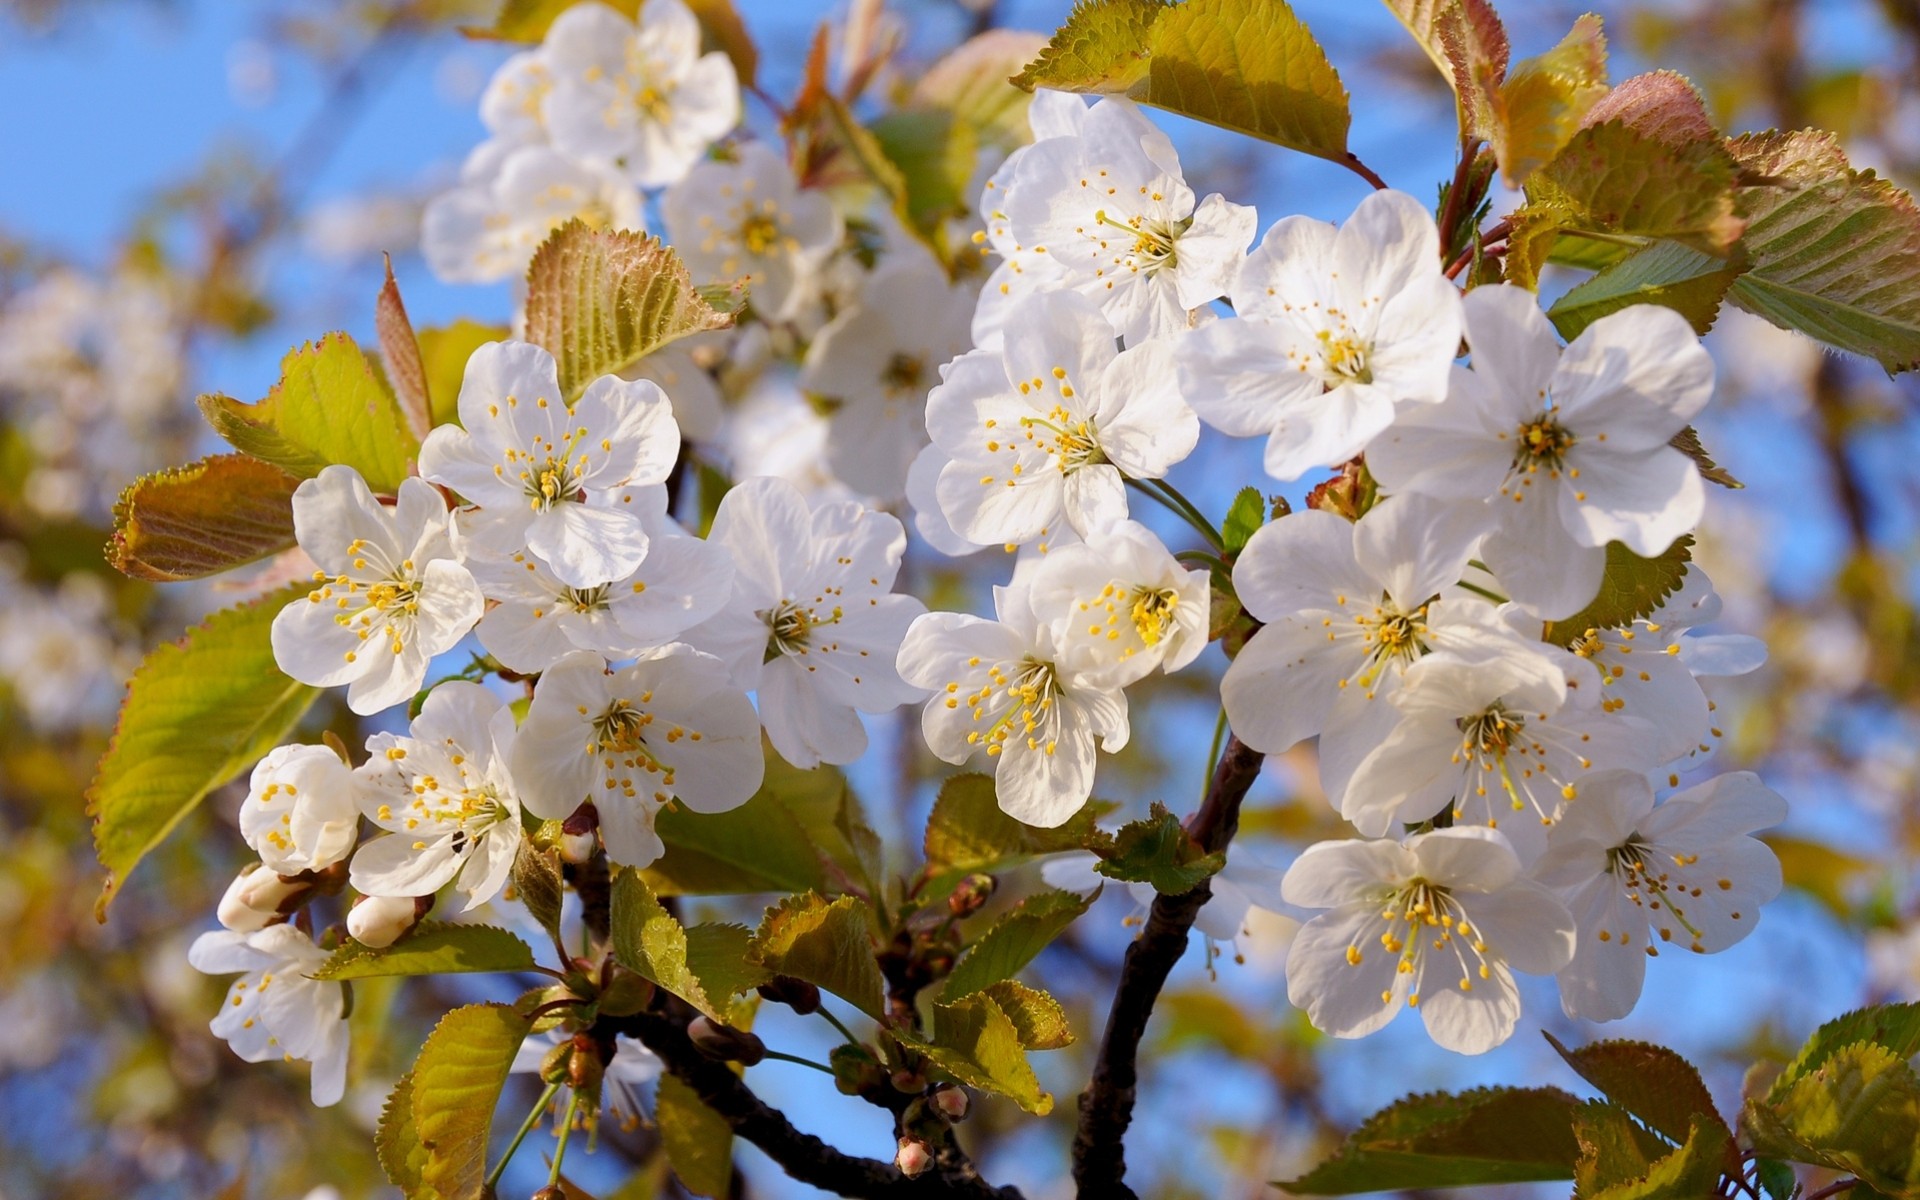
[895,1136,933,1177]
[346,893,425,948]
[929,1084,971,1121]
[757,975,822,1014]
[947,873,996,917]
[688,1015,766,1065]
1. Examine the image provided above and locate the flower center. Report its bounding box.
[960,656,1063,758]
[740,213,783,256]
[1020,405,1105,472]
[526,457,585,512]
[1092,209,1183,274]
[310,542,423,662]
[1317,328,1374,385]
[592,700,652,756]
[1514,414,1576,470]
[563,584,610,614]
[1607,837,1710,951]
[1345,878,1493,1008]
[882,353,926,397]
[1129,586,1180,647]
[762,599,844,661]
[634,82,672,122]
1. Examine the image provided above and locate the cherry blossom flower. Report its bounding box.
[1282,826,1574,1054]
[972,89,1089,348]
[926,291,1196,547]
[1532,769,1785,1020]
[1025,518,1209,688]
[188,924,349,1105]
[423,142,643,285]
[686,477,927,769]
[419,340,680,587]
[240,744,360,876]
[1366,285,1715,619]
[270,468,484,717]
[1176,189,1462,480]
[511,648,764,867]
[350,682,525,911]
[897,582,1127,827]
[466,486,733,673]
[999,98,1255,345]
[541,0,741,189]
[662,142,841,323]
[479,50,552,142]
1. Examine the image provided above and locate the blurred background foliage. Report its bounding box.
[5,0,1920,1197]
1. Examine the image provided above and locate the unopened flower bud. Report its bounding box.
[890,1067,927,1093]
[687,1016,765,1065]
[947,873,996,917]
[531,1187,566,1200]
[567,1032,605,1094]
[216,863,303,932]
[895,1137,933,1177]
[347,894,423,948]
[539,1041,574,1085]
[559,831,597,864]
[756,975,822,1014]
[929,1085,970,1121]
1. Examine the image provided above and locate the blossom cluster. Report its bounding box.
[189,35,1793,1104]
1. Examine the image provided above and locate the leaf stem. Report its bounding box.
[1343,152,1390,191]
[1125,477,1223,550]
[486,1078,561,1191]
[1454,579,1509,604]
[817,1005,864,1047]
[1200,708,1228,803]
[759,1049,838,1075]
[1174,548,1231,574]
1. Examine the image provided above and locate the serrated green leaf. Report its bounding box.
[642,748,834,896]
[1542,536,1693,646]
[684,923,771,1005]
[610,868,722,1019]
[1432,0,1508,142]
[88,585,320,919]
[1221,486,1267,556]
[108,454,300,582]
[512,840,566,946]
[415,320,507,430]
[901,991,1052,1114]
[1094,801,1226,895]
[522,222,735,400]
[748,892,887,1019]
[657,1073,734,1198]
[1545,1034,1733,1162]
[1754,1158,1798,1200]
[1011,0,1165,93]
[922,773,1111,886]
[1571,1099,1664,1194]
[982,980,1074,1050]
[1491,13,1608,187]
[198,333,418,493]
[1745,1040,1920,1194]
[310,922,535,981]
[1547,240,1744,341]
[1669,426,1744,489]
[1588,1118,1730,1200]
[1279,1086,1584,1194]
[943,887,1094,999]
[375,1071,440,1200]
[410,1002,532,1200]
[1769,1002,1920,1102]
[1727,130,1920,373]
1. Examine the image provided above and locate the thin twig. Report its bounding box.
[1343,152,1391,191]
[1070,735,1266,1199]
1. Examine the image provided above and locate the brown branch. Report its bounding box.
[1070,734,1266,1199]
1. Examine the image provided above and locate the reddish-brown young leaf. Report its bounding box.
[376,255,432,440]
[109,454,301,582]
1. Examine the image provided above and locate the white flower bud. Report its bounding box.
[559,830,597,864]
[347,894,422,949]
[929,1085,970,1121]
[216,863,302,932]
[895,1137,933,1177]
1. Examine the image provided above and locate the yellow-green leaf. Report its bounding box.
[410,1002,532,1200]
[1582,70,1715,147]
[1094,801,1226,895]
[489,0,639,40]
[684,0,757,90]
[610,868,722,1019]
[1545,1034,1734,1163]
[108,454,300,582]
[1769,1002,1920,1102]
[310,922,535,981]
[905,991,1052,1114]
[914,29,1050,151]
[642,751,832,896]
[684,922,772,1006]
[522,222,735,400]
[747,892,887,1020]
[1490,13,1608,187]
[1745,1040,1920,1194]
[922,773,1111,886]
[1011,0,1164,94]
[982,980,1074,1050]
[1547,239,1744,341]
[88,585,320,918]
[657,1073,734,1199]
[198,333,418,493]
[1279,1086,1584,1193]
[1526,120,1744,257]
[416,320,507,430]
[376,1071,441,1200]
[512,839,567,944]
[943,888,1094,999]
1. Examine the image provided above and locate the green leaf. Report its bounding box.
[310,922,535,981]
[1541,536,1693,646]
[1726,130,1920,373]
[913,30,1050,151]
[1279,1086,1583,1194]
[1571,1100,1667,1193]
[1754,1158,1799,1200]
[1490,13,1608,188]
[642,747,835,896]
[747,892,887,1020]
[1769,1002,1920,1102]
[415,320,507,430]
[982,980,1075,1050]
[1544,1034,1734,1160]
[1016,0,1354,168]
[869,108,980,238]
[375,1071,440,1200]
[684,923,772,1006]
[1587,1117,1730,1200]
[1745,1040,1920,1194]
[198,333,418,494]
[108,454,300,582]
[522,222,736,401]
[1093,801,1226,895]
[610,868,724,1020]
[1669,426,1744,489]
[903,991,1053,1114]
[1547,240,1745,341]
[88,585,320,919]
[657,1073,734,1199]
[512,839,566,946]
[1221,486,1267,556]
[922,773,1111,886]
[943,888,1095,999]
[410,1002,532,1200]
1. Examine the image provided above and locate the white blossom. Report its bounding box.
[240,744,361,876]
[1532,769,1785,1021]
[1282,827,1574,1054]
[511,648,765,867]
[1177,189,1462,480]
[419,340,680,587]
[1025,518,1209,688]
[188,924,349,1105]
[972,89,1090,348]
[661,142,841,324]
[423,141,643,285]
[688,477,927,768]
[481,51,552,142]
[270,467,484,716]
[1367,285,1714,619]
